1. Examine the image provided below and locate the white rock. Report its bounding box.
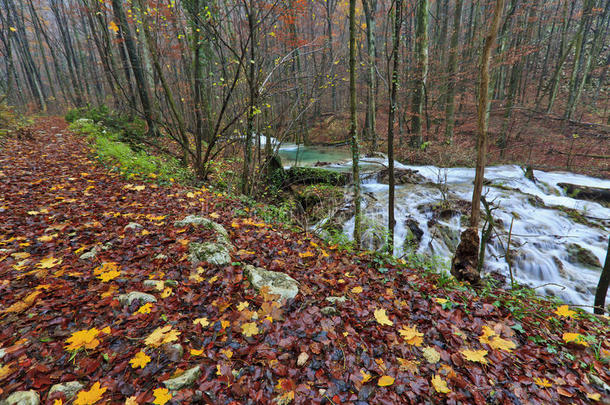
[1,391,40,405]
[163,365,201,390]
[48,381,84,400]
[189,242,231,266]
[244,265,299,301]
[124,222,143,231]
[117,292,157,306]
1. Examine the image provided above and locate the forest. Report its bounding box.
[1,0,610,403]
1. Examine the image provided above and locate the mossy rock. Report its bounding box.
[285,167,351,186]
[566,243,601,268]
[244,265,299,301]
[189,242,231,266]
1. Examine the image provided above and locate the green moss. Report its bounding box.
[285,167,351,186]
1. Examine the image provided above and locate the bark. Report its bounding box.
[387,0,402,253]
[444,0,463,141]
[349,0,361,247]
[362,0,377,151]
[410,0,428,147]
[594,238,610,314]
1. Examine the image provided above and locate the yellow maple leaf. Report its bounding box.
[220,348,233,359]
[360,369,372,383]
[397,358,419,374]
[461,349,489,364]
[422,346,441,364]
[378,375,395,387]
[190,348,204,356]
[3,291,41,313]
[93,262,119,275]
[351,286,363,294]
[97,270,121,282]
[193,317,209,327]
[108,21,119,33]
[101,326,111,334]
[431,375,451,393]
[533,377,552,388]
[37,256,62,269]
[144,325,181,347]
[479,325,516,352]
[209,212,220,219]
[74,382,107,405]
[152,388,172,405]
[124,396,138,405]
[241,322,259,337]
[398,325,424,346]
[65,328,101,351]
[298,251,314,258]
[129,350,151,369]
[237,301,249,311]
[586,393,601,401]
[435,298,448,304]
[554,305,576,318]
[221,320,231,329]
[11,252,30,260]
[53,399,63,405]
[0,363,14,380]
[134,303,153,315]
[374,308,393,326]
[562,332,589,347]
[9,26,16,32]
[133,185,145,191]
[38,234,57,242]
[160,287,172,298]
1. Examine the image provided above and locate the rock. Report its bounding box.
[102,242,113,251]
[0,391,40,405]
[450,227,481,286]
[189,242,232,266]
[321,306,339,316]
[375,168,425,185]
[325,296,347,304]
[117,291,157,306]
[405,218,423,248]
[0,348,5,360]
[434,223,460,252]
[175,215,231,246]
[566,243,601,268]
[244,265,299,301]
[285,167,351,186]
[163,343,184,362]
[49,381,84,400]
[143,280,164,290]
[79,246,100,261]
[558,183,610,206]
[124,222,143,231]
[165,280,178,287]
[163,365,201,390]
[74,118,93,125]
[589,373,610,392]
[154,253,168,260]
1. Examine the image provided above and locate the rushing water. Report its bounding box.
[277,142,609,308]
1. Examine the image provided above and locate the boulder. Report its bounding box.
[117,291,157,306]
[175,215,231,246]
[49,381,84,400]
[124,222,143,231]
[375,168,425,185]
[558,183,610,206]
[0,391,40,405]
[244,265,299,301]
[567,243,602,268]
[321,306,339,316]
[163,366,201,390]
[163,343,184,362]
[79,246,100,261]
[405,218,423,248]
[325,296,347,305]
[189,242,231,266]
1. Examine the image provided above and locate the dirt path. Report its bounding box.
[0,118,608,404]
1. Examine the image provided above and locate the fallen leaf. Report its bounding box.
[241,322,259,337]
[145,325,180,347]
[134,303,153,315]
[378,375,394,387]
[374,308,393,326]
[65,328,101,351]
[97,270,121,282]
[398,325,424,346]
[461,349,488,364]
[534,377,552,388]
[237,301,249,311]
[74,382,107,405]
[351,286,363,293]
[562,332,589,346]
[129,351,151,369]
[193,318,209,327]
[360,370,372,383]
[554,305,576,318]
[431,375,451,394]
[152,388,172,405]
[37,256,62,269]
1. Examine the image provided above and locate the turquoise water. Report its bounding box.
[278,145,352,167]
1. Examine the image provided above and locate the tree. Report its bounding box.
[410,0,428,147]
[451,0,504,285]
[387,0,402,253]
[443,0,463,141]
[349,0,361,248]
[594,238,610,315]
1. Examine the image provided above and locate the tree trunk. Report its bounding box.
[387,0,402,254]
[594,238,610,315]
[444,0,463,141]
[362,0,377,152]
[452,0,504,285]
[349,0,361,248]
[410,0,428,147]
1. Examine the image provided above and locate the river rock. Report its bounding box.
[0,391,40,405]
[189,242,231,266]
[244,265,299,301]
[566,243,601,268]
[175,215,231,245]
[163,343,184,362]
[163,365,201,390]
[558,183,610,206]
[49,381,84,400]
[325,296,347,304]
[0,348,5,360]
[79,246,100,261]
[143,280,164,290]
[375,168,425,185]
[405,218,423,248]
[117,291,157,306]
[124,222,143,231]
[434,223,460,252]
[321,306,339,316]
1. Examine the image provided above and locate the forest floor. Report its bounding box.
[308,108,610,178]
[0,117,609,404]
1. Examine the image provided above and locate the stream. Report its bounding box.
[278,142,609,309]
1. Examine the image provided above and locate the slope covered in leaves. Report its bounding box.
[0,118,608,404]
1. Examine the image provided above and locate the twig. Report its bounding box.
[532,282,566,290]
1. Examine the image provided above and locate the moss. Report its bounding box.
[285,167,351,186]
